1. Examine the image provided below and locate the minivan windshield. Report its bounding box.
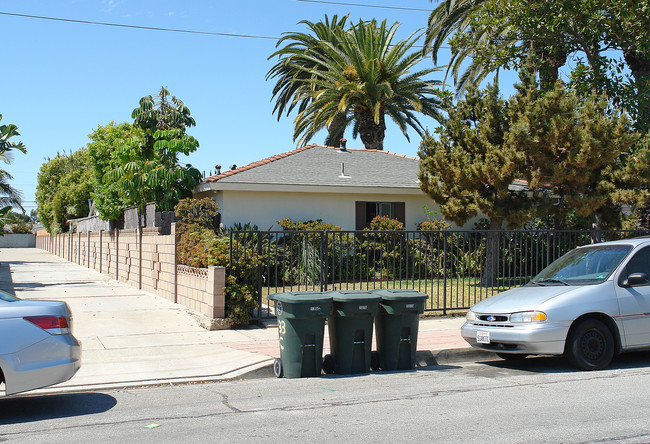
[531,244,632,285]
[0,289,20,302]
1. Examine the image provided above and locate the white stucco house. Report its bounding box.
[193,144,477,231]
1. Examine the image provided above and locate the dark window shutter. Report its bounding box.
[355,201,367,230]
[394,202,406,225]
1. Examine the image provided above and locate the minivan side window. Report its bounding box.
[624,246,650,279]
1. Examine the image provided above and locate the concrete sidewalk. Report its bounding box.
[0,248,488,394]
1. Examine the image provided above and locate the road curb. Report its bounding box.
[241,347,497,379]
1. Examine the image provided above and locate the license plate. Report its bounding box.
[476,331,490,344]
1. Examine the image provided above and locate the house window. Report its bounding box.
[355,201,405,230]
[375,202,394,219]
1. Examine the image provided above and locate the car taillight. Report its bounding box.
[24,316,71,335]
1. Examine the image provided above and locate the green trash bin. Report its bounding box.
[373,289,428,371]
[268,291,332,378]
[323,290,382,375]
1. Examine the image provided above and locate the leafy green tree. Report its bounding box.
[1,210,33,234]
[418,84,534,285]
[424,0,650,130]
[103,87,202,213]
[36,149,94,233]
[269,17,444,150]
[86,122,142,220]
[0,114,27,209]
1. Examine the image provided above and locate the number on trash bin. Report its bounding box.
[278,320,286,350]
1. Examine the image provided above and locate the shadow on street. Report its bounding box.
[0,392,117,425]
[476,350,650,374]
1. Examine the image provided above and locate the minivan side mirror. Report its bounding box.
[622,272,649,287]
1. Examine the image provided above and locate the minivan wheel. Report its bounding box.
[566,319,614,371]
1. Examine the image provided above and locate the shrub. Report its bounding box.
[175,197,219,234]
[277,217,341,231]
[367,215,404,231]
[175,198,258,327]
[417,219,450,231]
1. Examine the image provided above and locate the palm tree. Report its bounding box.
[0,114,27,209]
[268,17,444,150]
[267,15,351,147]
[424,0,575,94]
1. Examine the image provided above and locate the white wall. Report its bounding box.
[0,234,36,248]
[198,189,475,231]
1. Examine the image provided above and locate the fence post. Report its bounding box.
[256,233,263,322]
[320,231,327,292]
[138,225,142,290]
[443,232,448,316]
[115,228,120,281]
[87,231,91,268]
[99,230,103,273]
[172,222,178,304]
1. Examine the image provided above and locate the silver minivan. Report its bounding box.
[462,237,650,370]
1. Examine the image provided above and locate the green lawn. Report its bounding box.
[260,276,529,313]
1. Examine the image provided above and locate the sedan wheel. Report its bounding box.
[566,319,614,371]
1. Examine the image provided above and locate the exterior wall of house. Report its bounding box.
[196,189,474,231]
[35,225,226,321]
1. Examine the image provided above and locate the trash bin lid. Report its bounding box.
[372,289,428,301]
[268,291,332,303]
[326,290,382,302]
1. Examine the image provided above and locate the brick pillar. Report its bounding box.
[208,266,226,318]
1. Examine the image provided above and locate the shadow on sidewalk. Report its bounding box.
[0,261,15,295]
[0,392,117,425]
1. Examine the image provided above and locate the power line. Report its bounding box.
[0,9,449,49]
[0,11,278,40]
[296,0,432,12]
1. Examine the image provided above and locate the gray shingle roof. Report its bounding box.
[203,144,421,189]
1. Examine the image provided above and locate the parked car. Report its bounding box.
[461,237,650,370]
[0,290,81,395]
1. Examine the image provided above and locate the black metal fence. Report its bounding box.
[229,229,650,321]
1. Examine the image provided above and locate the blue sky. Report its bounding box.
[1,0,509,214]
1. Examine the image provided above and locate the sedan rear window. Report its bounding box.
[0,289,20,302]
[531,244,632,285]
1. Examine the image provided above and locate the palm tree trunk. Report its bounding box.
[324,113,348,147]
[358,110,386,150]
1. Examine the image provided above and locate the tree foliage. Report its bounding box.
[86,122,142,220]
[36,149,94,234]
[509,73,642,229]
[268,16,444,150]
[418,84,533,231]
[425,0,650,130]
[419,73,648,231]
[267,15,351,147]
[102,87,202,214]
[0,114,27,209]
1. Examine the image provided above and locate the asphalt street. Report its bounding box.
[3,352,650,443]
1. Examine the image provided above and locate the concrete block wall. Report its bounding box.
[0,234,36,248]
[36,225,226,323]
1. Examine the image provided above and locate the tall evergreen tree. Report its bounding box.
[510,73,643,233]
[418,84,534,285]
